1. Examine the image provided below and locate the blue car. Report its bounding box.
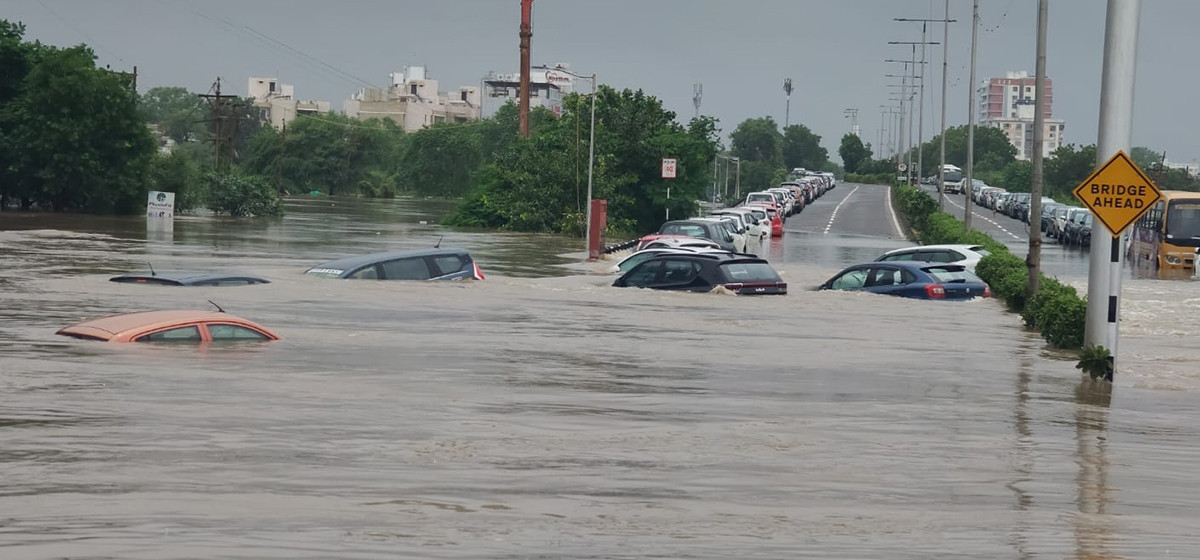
[818,261,991,300]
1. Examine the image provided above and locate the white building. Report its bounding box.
[248,77,331,130]
[482,63,578,118]
[343,66,481,132]
[1164,159,1200,176]
[978,71,1065,160]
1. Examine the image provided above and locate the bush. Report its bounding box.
[894,186,1087,349]
[205,173,282,217]
[845,172,895,185]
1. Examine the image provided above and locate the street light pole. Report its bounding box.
[1027,0,1049,299]
[896,13,957,209]
[553,66,598,250]
[964,0,979,232]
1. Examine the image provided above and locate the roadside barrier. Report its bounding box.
[604,238,640,254]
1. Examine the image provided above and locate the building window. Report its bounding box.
[1003,123,1010,129]
[1012,86,1018,93]
[410,84,418,95]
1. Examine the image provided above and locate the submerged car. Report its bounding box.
[818,262,991,300]
[109,272,270,286]
[607,247,731,274]
[305,248,485,281]
[56,310,280,342]
[613,253,787,295]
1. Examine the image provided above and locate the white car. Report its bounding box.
[712,209,768,243]
[692,217,747,254]
[873,244,991,273]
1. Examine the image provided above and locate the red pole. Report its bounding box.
[518,0,533,138]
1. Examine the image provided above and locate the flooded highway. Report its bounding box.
[3,190,1200,558]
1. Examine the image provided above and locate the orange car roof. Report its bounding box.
[56,310,260,340]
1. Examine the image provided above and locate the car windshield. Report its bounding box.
[720,262,781,282]
[923,266,981,284]
[304,268,345,278]
[660,224,708,237]
[1166,201,1200,240]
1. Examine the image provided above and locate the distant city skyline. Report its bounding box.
[8,0,1199,165]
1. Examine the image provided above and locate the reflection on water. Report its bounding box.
[3,196,1200,558]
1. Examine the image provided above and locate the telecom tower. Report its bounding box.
[693,83,703,119]
[844,108,860,136]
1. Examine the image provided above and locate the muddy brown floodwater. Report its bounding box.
[2,195,1200,559]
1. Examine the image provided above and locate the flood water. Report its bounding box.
[3,195,1200,559]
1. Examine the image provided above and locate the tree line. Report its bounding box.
[837,123,1199,201]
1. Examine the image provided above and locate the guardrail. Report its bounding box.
[603,238,640,254]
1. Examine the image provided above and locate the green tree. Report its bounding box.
[1129,146,1163,169]
[782,124,828,171]
[1045,144,1097,199]
[998,160,1033,193]
[919,125,1018,177]
[730,117,782,165]
[8,43,155,212]
[140,86,208,143]
[838,133,871,173]
[149,151,204,212]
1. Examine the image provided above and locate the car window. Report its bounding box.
[880,251,915,262]
[923,266,977,283]
[720,262,781,282]
[865,267,905,287]
[660,259,701,284]
[136,325,201,342]
[619,251,667,271]
[921,250,956,263]
[381,257,432,280]
[830,268,868,290]
[432,255,465,276]
[624,261,664,286]
[208,324,269,341]
[348,265,379,280]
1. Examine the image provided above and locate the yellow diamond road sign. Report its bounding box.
[1073,150,1162,237]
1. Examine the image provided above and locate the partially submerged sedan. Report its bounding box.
[57,310,280,342]
[819,262,991,300]
[305,248,485,281]
[109,273,270,286]
[613,253,787,295]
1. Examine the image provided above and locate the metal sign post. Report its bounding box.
[662,158,677,220]
[1082,0,1142,382]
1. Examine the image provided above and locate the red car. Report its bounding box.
[746,202,784,237]
[57,310,280,343]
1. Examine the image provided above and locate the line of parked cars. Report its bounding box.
[609,173,838,296]
[969,182,1093,248]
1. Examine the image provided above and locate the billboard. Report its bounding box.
[147,191,175,219]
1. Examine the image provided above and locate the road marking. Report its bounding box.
[885,185,904,239]
[941,194,1023,240]
[823,185,860,235]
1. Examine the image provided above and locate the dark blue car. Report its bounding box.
[818,261,991,300]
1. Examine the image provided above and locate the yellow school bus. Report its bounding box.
[1128,190,1200,271]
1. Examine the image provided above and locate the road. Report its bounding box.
[762,182,913,271]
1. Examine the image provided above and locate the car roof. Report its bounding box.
[308,248,470,273]
[109,273,270,285]
[849,261,969,272]
[880,244,984,255]
[641,253,766,264]
[56,310,255,340]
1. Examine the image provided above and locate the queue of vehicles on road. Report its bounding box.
[929,173,1099,249]
[613,171,993,300]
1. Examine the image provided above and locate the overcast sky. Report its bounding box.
[8,0,1197,165]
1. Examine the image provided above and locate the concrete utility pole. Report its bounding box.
[964,0,979,232]
[518,0,533,138]
[1027,0,1049,298]
[940,2,951,211]
[1085,0,1142,381]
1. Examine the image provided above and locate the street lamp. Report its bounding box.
[551,66,598,250]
